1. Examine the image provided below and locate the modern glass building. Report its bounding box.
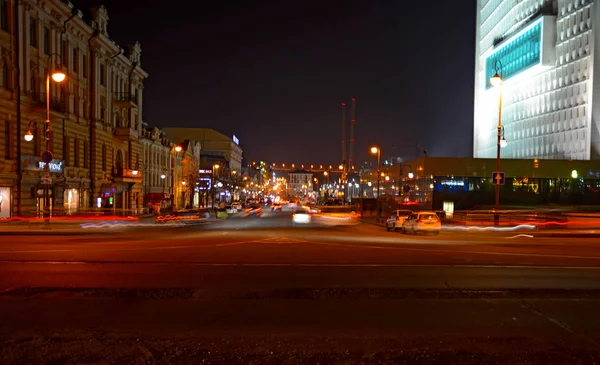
[474,0,600,160]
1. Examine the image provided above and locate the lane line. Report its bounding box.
[300,240,600,261]
[0,261,599,270]
[0,240,257,254]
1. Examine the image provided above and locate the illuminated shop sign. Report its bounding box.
[232,135,240,145]
[39,160,63,173]
[441,180,464,186]
[485,16,556,89]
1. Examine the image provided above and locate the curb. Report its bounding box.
[0,230,114,236]
[360,219,385,227]
[532,233,600,238]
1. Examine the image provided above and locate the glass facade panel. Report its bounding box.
[485,21,542,88]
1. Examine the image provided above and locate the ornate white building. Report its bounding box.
[474,0,599,160]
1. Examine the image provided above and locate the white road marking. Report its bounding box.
[0,261,599,270]
[506,234,535,239]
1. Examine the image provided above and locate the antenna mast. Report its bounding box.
[349,97,356,171]
[341,102,347,168]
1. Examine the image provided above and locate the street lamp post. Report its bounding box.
[370,146,381,221]
[490,60,505,225]
[24,54,65,221]
[171,145,182,211]
[212,164,219,209]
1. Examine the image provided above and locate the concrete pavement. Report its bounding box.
[1,211,600,363]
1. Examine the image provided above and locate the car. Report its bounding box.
[292,209,311,224]
[401,211,441,235]
[271,203,283,211]
[306,205,321,214]
[232,202,242,211]
[216,208,229,219]
[245,204,263,217]
[386,210,413,231]
[225,205,237,214]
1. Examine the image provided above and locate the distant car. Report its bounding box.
[225,205,237,214]
[386,210,413,231]
[292,209,311,224]
[401,211,441,235]
[306,205,321,214]
[216,208,229,219]
[232,202,242,211]
[271,203,283,211]
[245,204,263,217]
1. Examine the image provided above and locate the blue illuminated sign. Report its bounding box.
[233,135,239,145]
[486,20,542,88]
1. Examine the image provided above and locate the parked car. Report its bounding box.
[401,211,441,235]
[386,210,414,231]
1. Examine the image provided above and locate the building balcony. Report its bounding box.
[114,92,137,109]
[114,126,139,141]
[112,167,142,180]
[28,93,67,113]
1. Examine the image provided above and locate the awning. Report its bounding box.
[99,183,117,195]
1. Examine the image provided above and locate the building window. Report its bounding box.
[4,120,12,159]
[43,27,49,54]
[102,143,107,171]
[29,17,36,46]
[0,0,8,32]
[83,141,88,168]
[74,138,79,167]
[82,54,87,78]
[100,63,105,85]
[63,136,69,165]
[0,58,8,88]
[62,41,68,68]
[34,128,40,157]
[73,48,79,73]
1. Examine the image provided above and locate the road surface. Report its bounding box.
[1,209,600,364]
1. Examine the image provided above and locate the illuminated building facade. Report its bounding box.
[474,0,600,160]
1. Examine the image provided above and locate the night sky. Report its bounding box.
[74,0,476,166]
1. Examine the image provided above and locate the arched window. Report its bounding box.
[30,73,36,96]
[115,149,123,171]
[0,58,8,88]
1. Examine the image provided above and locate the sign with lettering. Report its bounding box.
[21,155,64,173]
[39,160,63,173]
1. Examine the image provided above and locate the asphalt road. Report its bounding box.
[1,208,600,364]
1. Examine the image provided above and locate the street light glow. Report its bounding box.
[51,71,66,82]
[24,130,34,142]
[408,172,414,179]
[370,146,378,154]
[489,72,502,87]
[174,146,182,152]
[500,137,507,148]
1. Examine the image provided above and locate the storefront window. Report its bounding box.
[64,188,79,213]
[0,187,11,218]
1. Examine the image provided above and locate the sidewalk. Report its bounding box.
[0,216,157,235]
[360,216,600,237]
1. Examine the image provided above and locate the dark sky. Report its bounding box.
[74,0,476,166]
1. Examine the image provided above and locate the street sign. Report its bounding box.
[492,171,505,185]
[41,150,53,164]
[41,176,52,185]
